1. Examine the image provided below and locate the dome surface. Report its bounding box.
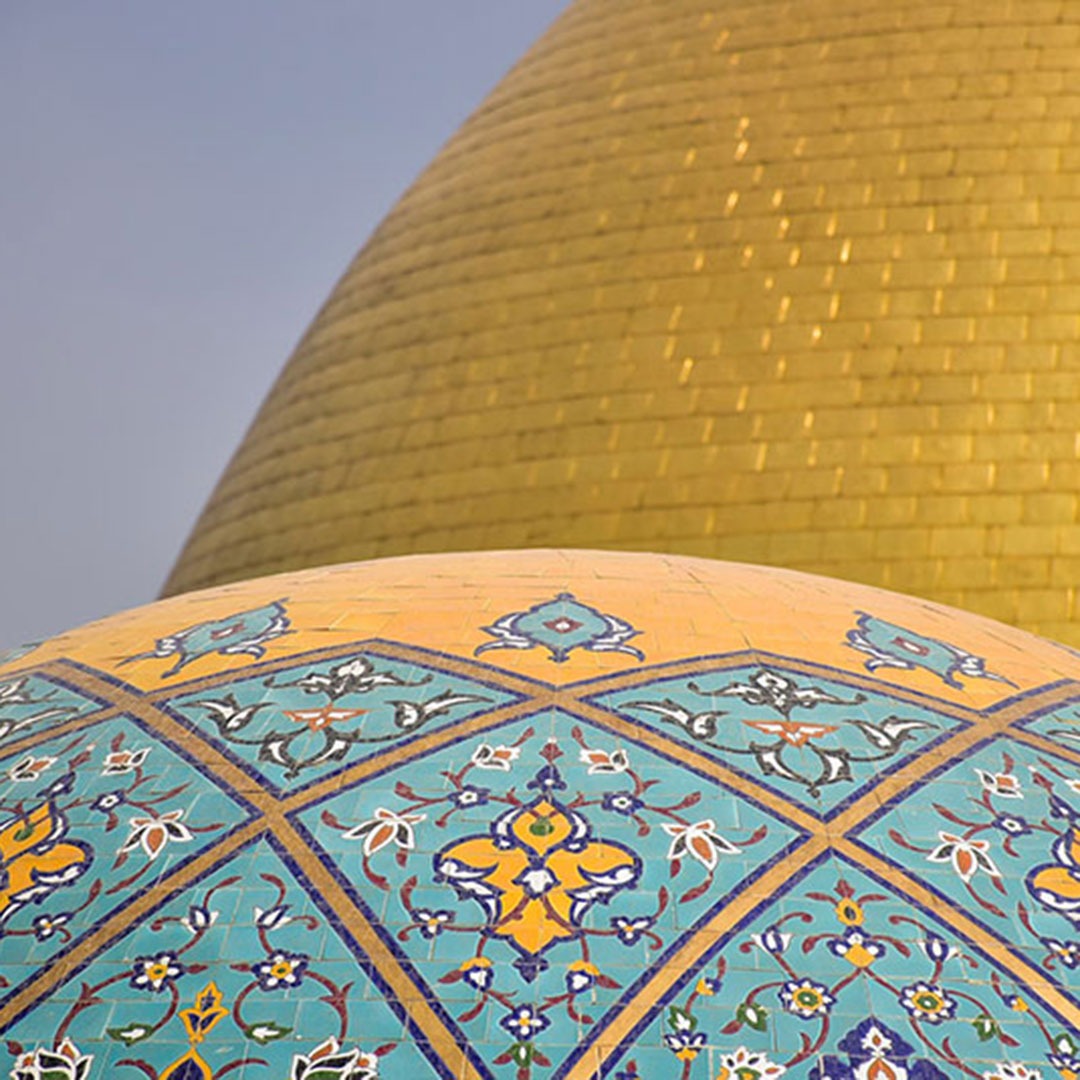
[167,0,1080,645]
[5,550,1080,1080]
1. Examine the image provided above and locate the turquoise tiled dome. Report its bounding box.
[2,551,1080,1080]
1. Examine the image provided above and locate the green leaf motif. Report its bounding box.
[108,1026,152,1047]
[305,1069,345,1080]
[972,1015,998,1042]
[667,1005,697,1032]
[1056,1033,1079,1056]
[245,1022,292,1045]
[737,1000,768,1032]
[509,1042,534,1067]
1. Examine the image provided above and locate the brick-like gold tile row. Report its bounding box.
[166,0,1080,644]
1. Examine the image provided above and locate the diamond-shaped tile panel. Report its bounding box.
[0,714,253,1004]
[292,710,805,1079]
[589,663,966,819]
[0,671,107,750]
[162,649,522,795]
[1014,699,1080,751]
[853,733,1080,985]
[595,855,1072,1080]
[1,837,446,1080]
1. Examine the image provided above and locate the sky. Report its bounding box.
[0,1,568,647]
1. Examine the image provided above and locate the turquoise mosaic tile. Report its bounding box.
[0,671,106,749]
[292,710,806,1078]
[0,714,253,1004]
[853,734,1080,983]
[600,855,1073,1080]
[1014,701,1080,752]
[6,551,1080,1080]
[588,662,965,819]
[161,650,521,794]
[2,837,445,1080]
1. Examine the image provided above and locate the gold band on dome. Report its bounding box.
[165,0,1080,644]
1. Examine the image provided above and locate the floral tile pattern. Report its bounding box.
[589,663,965,818]
[602,857,1074,1080]
[853,735,1080,976]
[0,672,106,750]
[1013,701,1080,747]
[162,651,519,794]
[293,712,805,1077]
[3,553,1080,1080]
[2,838,444,1080]
[0,714,253,1003]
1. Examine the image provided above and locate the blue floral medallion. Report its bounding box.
[475,593,643,664]
[120,601,292,679]
[845,612,1016,690]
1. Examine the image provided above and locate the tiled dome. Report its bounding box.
[4,550,1080,1080]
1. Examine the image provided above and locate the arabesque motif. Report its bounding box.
[0,716,248,995]
[2,578,1080,1080]
[0,674,103,749]
[476,594,644,664]
[163,650,512,792]
[857,737,1080,980]
[121,602,292,679]
[604,858,1080,1080]
[594,664,959,814]
[846,614,1016,691]
[300,715,794,1077]
[2,842,440,1080]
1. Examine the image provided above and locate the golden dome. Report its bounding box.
[166,0,1080,644]
[8,549,1080,1079]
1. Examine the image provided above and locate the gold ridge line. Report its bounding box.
[566,697,822,835]
[828,681,1080,837]
[137,639,549,704]
[282,696,555,814]
[561,835,828,1080]
[270,816,486,1080]
[834,838,1080,1029]
[43,663,283,817]
[560,652,989,725]
[0,820,266,1035]
[0,705,121,763]
[1010,727,1080,767]
[353,641,553,699]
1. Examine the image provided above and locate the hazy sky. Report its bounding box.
[0,2,568,647]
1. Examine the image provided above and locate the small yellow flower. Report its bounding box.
[835,899,864,926]
[569,960,598,974]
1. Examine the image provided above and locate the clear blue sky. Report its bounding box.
[0,2,567,646]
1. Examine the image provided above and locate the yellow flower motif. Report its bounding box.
[459,956,493,991]
[835,899,863,926]
[566,960,600,994]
